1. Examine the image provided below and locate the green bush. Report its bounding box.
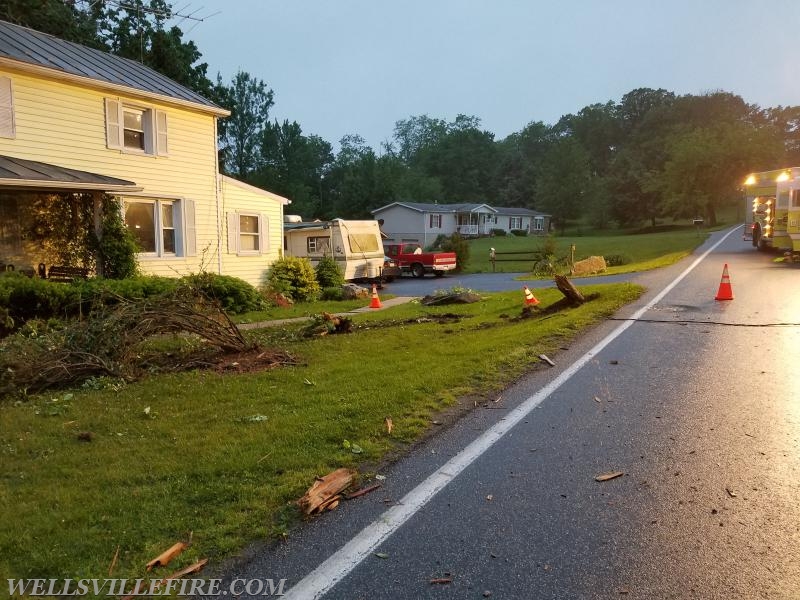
[490,228,507,237]
[320,286,345,301]
[266,256,320,302]
[510,229,528,237]
[315,256,345,288]
[182,273,266,314]
[604,254,632,267]
[438,233,470,273]
[0,273,80,326]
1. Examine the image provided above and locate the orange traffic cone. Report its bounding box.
[369,283,383,309]
[714,264,734,301]
[523,286,540,306]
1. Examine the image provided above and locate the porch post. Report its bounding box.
[92,192,104,277]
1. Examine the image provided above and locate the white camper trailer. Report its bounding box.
[283,218,385,282]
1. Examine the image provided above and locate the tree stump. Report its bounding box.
[553,274,585,305]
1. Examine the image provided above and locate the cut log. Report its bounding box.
[553,274,585,305]
[298,468,355,516]
[145,541,187,571]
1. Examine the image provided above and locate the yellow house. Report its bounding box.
[0,19,288,286]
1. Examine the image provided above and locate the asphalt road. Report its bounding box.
[380,269,633,296]
[210,229,800,599]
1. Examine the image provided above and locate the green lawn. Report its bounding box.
[0,283,642,587]
[464,229,708,275]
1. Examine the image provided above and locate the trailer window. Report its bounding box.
[307,236,331,254]
[348,234,379,253]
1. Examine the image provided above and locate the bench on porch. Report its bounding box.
[46,265,90,283]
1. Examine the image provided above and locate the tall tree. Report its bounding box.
[215,70,275,179]
[534,137,591,233]
[0,0,102,47]
[256,119,333,218]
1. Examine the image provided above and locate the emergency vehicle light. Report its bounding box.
[776,172,790,182]
[744,175,756,186]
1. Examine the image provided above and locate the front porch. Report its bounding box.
[455,209,496,237]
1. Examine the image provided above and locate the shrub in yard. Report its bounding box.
[438,233,470,273]
[266,256,320,302]
[490,228,507,237]
[0,272,82,326]
[604,254,632,267]
[320,286,345,301]
[510,229,528,237]
[182,272,267,314]
[315,256,345,288]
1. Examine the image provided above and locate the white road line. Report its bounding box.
[282,227,739,600]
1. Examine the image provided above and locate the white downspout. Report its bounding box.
[213,117,223,275]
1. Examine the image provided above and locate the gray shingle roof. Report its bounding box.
[372,201,550,217]
[373,201,496,214]
[492,206,549,217]
[0,20,223,112]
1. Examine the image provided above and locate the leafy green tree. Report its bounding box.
[0,0,102,47]
[255,120,333,218]
[534,138,591,233]
[215,70,275,178]
[656,121,783,225]
[95,0,212,96]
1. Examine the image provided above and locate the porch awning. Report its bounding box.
[0,155,143,193]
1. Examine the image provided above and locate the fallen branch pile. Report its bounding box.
[0,289,253,393]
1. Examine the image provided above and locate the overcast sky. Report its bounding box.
[183,0,800,151]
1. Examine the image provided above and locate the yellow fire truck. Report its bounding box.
[743,167,800,255]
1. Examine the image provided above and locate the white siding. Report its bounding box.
[219,176,285,287]
[0,69,219,278]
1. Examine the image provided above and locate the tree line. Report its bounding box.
[5,1,800,228]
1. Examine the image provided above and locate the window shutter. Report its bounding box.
[155,110,168,156]
[227,212,238,254]
[105,98,122,149]
[0,76,15,138]
[184,199,196,256]
[259,214,267,253]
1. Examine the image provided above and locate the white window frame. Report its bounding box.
[227,211,267,256]
[533,216,544,231]
[123,197,194,258]
[0,76,15,139]
[510,216,523,230]
[105,98,168,156]
[429,213,442,228]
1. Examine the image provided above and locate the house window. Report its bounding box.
[123,107,146,150]
[792,190,800,208]
[227,212,267,256]
[429,214,442,228]
[239,214,260,252]
[125,199,186,256]
[533,217,544,231]
[106,98,168,156]
[0,76,15,139]
[307,236,331,254]
[510,216,523,230]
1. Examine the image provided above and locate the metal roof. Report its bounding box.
[0,19,222,112]
[0,154,141,192]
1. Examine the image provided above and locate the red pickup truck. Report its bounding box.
[383,243,457,278]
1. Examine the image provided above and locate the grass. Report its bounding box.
[0,283,642,588]
[232,295,394,324]
[464,229,708,275]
